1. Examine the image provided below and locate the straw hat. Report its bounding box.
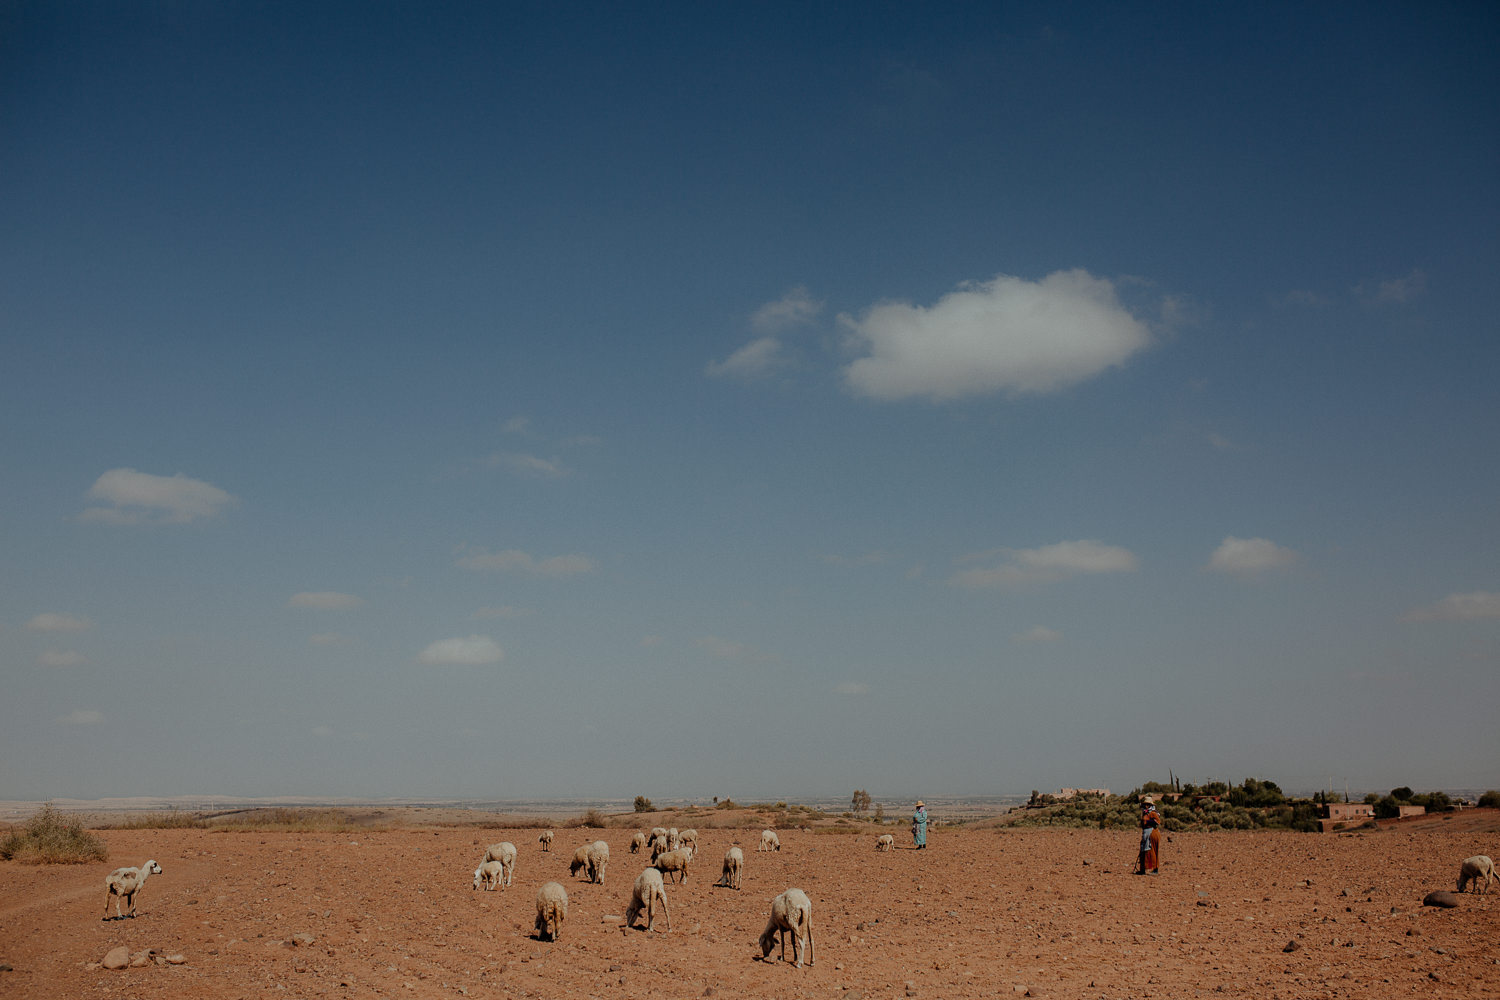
[1141,795,1155,806]
[916,800,924,808]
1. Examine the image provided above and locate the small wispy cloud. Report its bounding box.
[1207,536,1298,576]
[697,636,749,659]
[1401,591,1500,623]
[27,613,92,632]
[1277,289,1334,308]
[501,415,531,434]
[707,287,824,381]
[487,452,570,478]
[311,724,335,738]
[60,709,104,725]
[417,635,504,666]
[706,336,785,379]
[950,540,1138,588]
[81,468,234,524]
[751,286,824,333]
[309,632,349,646]
[834,681,870,695]
[455,547,596,577]
[841,270,1152,401]
[40,649,85,667]
[474,605,535,619]
[288,591,363,610]
[1014,626,1062,643]
[1358,268,1427,305]
[819,551,890,567]
[640,634,664,647]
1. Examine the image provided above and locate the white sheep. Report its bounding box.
[875,834,895,852]
[650,826,668,841]
[481,842,517,887]
[103,859,163,920]
[538,830,554,852]
[629,830,647,854]
[677,828,699,852]
[758,887,814,967]
[648,831,671,861]
[1457,855,1497,893]
[716,846,743,890]
[534,881,568,941]
[758,829,781,852]
[622,867,672,932]
[569,844,591,879]
[652,847,693,883]
[473,860,505,890]
[668,826,681,850]
[586,839,610,884]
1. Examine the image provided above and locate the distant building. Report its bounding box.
[1319,801,1376,833]
[1396,804,1426,819]
[1056,788,1110,800]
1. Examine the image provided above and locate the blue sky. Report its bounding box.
[3,2,1497,803]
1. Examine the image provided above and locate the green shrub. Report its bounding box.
[0,803,109,864]
[633,796,653,813]
[1478,790,1500,809]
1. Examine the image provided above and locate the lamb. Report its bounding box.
[758,829,781,852]
[758,887,814,967]
[473,860,505,890]
[103,859,163,920]
[629,830,647,854]
[534,882,568,941]
[622,867,672,932]
[677,828,699,852]
[481,842,517,887]
[1457,855,1497,893]
[875,834,895,852]
[716,846,743,890]
[538,830,554,852]
[651,847,693,883]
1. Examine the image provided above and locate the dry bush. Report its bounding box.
[98,808,205,830]
[563,808,609,829]
[0,803,109,864]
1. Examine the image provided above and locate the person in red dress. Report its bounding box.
[1138,797,1162,875]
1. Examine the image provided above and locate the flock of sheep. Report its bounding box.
[98,829,1498,974]
[467,824,813,966]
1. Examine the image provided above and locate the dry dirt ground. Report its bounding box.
[2,818,1497,999]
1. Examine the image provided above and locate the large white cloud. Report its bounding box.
[1207,536,1298,575]
[288,591,363,610]
[1401,591,1500,623]
[82,468,234,524]
[27,612,92,631]
[950,540,1138,588]
[455,547,596,577]
[841,270,1151,401]
[417,635,504,666]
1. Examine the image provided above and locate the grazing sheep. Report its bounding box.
[534,882,568,941]
[716,846,743,890]
[570,844,591,879]
[668,826,681,850]
[650,826,668,841]
[758,829,781,852]
[538,830,554,852]
[758,888,814,967]
[1457,855,1497,893]
[586,840,610,884]
[648,832,671,861]
[630,830,647,854]
[677,828,699,852]
[473,860,505,890]
[103,859,163,920]
[875,834,895,852]
[622,867,672,932]
[481,842,517,887]
[652,848,693,883]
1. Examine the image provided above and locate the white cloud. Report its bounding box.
[81,468,234,524]
[1401,591,1500,623]
[418,635,504,666]
[27,612,92,632]
[455,547,596,577]
[751,286,824,333]
[288,591,363,610]
[501,415,531,434]
[698,636,748,659]
[841,270,1152,401]
[1207,536,1298,575]
[834,681,870,695]
[950,540,1138,588]
[1359,268,1427,305]
[40,649,85,667]
[1014,626,1062,643]
[487,452,569,478]
[60,709,103,725]
[706,336,785,379]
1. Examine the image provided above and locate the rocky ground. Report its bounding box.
[1,814,1497,999]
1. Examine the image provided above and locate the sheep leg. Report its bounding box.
[659,888,671,932]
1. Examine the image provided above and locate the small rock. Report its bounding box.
[102,947,130,970]
[1283,940,1301,953]
[609,964,621,972]
[0,964,12,972]
[165,953,187,965]
[292,933,316,947]
[129,950,154,968]
[1423,891,1460,909]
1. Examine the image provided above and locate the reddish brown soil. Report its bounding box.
[2,821,1497,999]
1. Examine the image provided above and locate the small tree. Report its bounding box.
[1478,790,1500,809]
[874,803,885,822]
[633,795,653,813]
[851,789,872,812]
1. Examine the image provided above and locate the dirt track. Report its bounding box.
[2,821,1497,998]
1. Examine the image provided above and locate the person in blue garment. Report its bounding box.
[911,800,929,849]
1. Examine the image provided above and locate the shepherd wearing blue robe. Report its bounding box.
[911,800,929,849]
